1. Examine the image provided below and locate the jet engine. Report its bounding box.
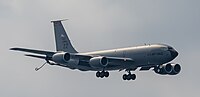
[169,64,181,75]
[89,56,108,68]
[52,52,70,63]
[52,52,79,66]
[154,63,181,75]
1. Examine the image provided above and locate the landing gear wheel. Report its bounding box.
[123,74,127,80]
[122,70,136,81]
[127,74,132,80]
[104,71,109,77]
[100,72,104,78]
[96,71,100,77]
[130,74,136,80]
[96,71,109,78]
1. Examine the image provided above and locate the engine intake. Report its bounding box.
[170,64,181,75]
[89,56,108,68]
[63,53,70,61]
[52,52,70,63]
[154,63,181,75]
[163,64,173,73]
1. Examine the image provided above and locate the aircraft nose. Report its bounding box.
[170,49,178,58]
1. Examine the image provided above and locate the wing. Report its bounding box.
[10,47,55,56]
[74,53,135,70]
[10,47,136,70]
[139,66,153,71]
[75,53,134,64]
[106,57,134,65]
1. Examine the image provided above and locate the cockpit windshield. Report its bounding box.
[168,46,173,50]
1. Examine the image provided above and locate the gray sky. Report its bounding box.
[0,0,200,97]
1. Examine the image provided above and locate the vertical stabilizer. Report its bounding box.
[51,20,78,53]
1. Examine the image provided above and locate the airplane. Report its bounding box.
[10,19,181,81]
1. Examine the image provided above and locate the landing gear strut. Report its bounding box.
[122,70,136,81]
[96,71,109,78]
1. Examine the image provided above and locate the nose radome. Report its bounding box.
[170,50,178,58]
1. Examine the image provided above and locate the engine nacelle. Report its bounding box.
[169,64,181,75]
[154,64,173,75]
[52,52,70,63]
[154,63,181,75]
[89,56,108,68]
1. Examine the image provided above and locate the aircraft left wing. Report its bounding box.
[10,47,55,56]
[10,47,135,69]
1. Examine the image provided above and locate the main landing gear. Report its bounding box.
[96,71,109,78]
[95,69,136,81]
[122,70,136,81]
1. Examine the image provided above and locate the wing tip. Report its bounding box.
[10,47,18,50]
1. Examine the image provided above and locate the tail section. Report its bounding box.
[51,20,78,53]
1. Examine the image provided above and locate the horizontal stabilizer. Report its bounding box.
[25,54,46,59]
[51,19,68,23]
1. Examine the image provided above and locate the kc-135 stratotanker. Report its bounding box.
[10,20,180,81]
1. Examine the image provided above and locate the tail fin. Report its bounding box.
[51,19,78,53]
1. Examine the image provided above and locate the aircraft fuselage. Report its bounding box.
[61,44,178,71]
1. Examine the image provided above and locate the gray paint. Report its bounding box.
[51,21,176,72]
[80,44,174,68]
[52,20,78,53]
[1,0,200,97]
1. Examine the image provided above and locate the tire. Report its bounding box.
[96,71,100,77]
[123,74,127,80]
[131,74,136,80]
[104,72,109,77]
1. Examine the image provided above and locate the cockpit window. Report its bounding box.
[160,47,168,51]
[168,46,173,50]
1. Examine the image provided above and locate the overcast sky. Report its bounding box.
[0,0,200,97]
